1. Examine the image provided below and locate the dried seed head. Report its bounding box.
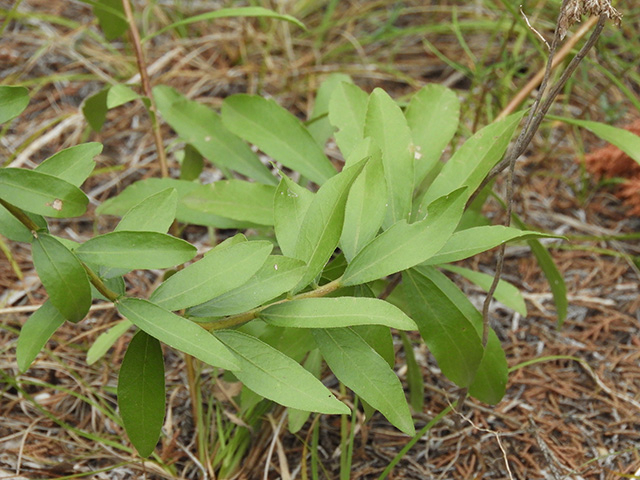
[558,0,622,40]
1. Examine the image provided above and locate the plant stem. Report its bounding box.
[121,0,168,178]
[0,198,41,232]
[0,198,121,303]
[82,263,120,303]
[202,278,344,331]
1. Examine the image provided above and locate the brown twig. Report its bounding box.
[458,5,615,413]
[121,0,169,178]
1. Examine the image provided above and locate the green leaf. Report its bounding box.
[115,188,178,233]
[0,168,88,218]
[402,267,483,388]
[32,233,91,323]
[364,88,414,226]
[399,332,424,412]
[178,144,204,181]
[82,88,109,132]
[0,205,47,243]
[222,94,336,185]
[260,297,417,330]
[150,241,272,310]
[182,180,276,226]
[340,148,387,261]
[294,159,367,290]
[442,265,527,316]
[188,255,306,317]
[308,73,353,146]
[118,330,165,458]
[274,175,315,258]
[35,143,101,187]
[550,115,640,165]
[328,81,368,159]
[529,237,567,326]
[342,187,467,286]
[468,328,508,405]
[107,84,140,108]
[288,349,322,434]
[144,7,306,42]
[418,111,525,210]
[75,231,196,269]
[425,225,558,265]
[405,84,460,185]
[16,300,65,372]
[87,319,133,365]
[97,178,255,228]
[352,325,395,368]
[0,86,29,124]
[313,328,415,435]
[404,266,507,403]
[215,330,348,414]
[117,298,239,371]
[92,0,128,40]
[153,86,276,185]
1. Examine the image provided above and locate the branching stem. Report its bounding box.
[202,278,344,331]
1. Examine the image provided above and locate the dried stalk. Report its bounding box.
[121,0,169,178]
[459,0,621,411]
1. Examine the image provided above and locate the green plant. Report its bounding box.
[0,0,630,477]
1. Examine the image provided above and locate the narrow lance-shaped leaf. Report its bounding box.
[222,94,336,185]
[425,225,560,265]
[405,266,508,403]
[288,349,323,434]
[340,146,387,262]
[342,187,467,286]
[91,0,128,40]
[107,84,140,108]
[402,267,484,388]
[260,297,417,330]
[0,85,29,124]
[215,330,349,415]
[529,237,567,326]
[274,175,315,258]
[182,180,276,226]
[0,205,47,243]
[143,7,306,42]
[118,330,165,458]
[117,298,239,371]
[35,143,102,187]
[153,86,276,185]
[97,177,255,229]
[32,233,91,323]
[313,328,415,435]
[294,158,367,290]
[364,88,414,227]
[405,84,460,186]
[469,328,508,405]
[442,265,527,316]
[328,81,368,159]
[16,300,65,373]
[82,88,109,132]
[75,231,196,270]
[418,111,525,210]
[550,115,640,166]
[0,169,88,218]
[87,319,133,365]
[399,332,424,412]
[308,73,353,147]
[188,256,306,317]
[150,241,273,311]
[115,188,178,234]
